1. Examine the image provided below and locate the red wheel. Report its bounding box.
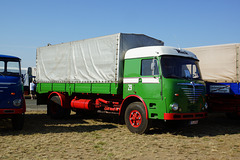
[125,102,150,134]
[129,110,142,128]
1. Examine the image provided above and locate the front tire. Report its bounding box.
[124,102,150,134]
[12,114,24,130]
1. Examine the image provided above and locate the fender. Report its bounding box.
[48,92,69,108]
[120,95,148,120]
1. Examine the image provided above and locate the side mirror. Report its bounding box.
[21,74,24,83]
[151,59,158,76]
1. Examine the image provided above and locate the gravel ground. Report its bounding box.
[0,100,239,160]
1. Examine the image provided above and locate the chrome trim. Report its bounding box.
[177,82,204,87]
[178,82,204,104]
[0,82,16,85]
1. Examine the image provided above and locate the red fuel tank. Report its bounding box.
[71,99,94,110]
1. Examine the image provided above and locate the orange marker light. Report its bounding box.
[11,92,16,95]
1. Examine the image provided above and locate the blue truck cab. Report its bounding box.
[0,54,25,130]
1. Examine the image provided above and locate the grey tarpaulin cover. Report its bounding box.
[36,33,163,83]
[186,43,240,82]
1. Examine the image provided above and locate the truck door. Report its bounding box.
[135,58,161,99]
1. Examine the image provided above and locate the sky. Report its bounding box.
[0,0,240,68]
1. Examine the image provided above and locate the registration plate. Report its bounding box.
[189,120,198,125]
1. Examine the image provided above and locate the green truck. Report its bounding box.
[36,33,207,134]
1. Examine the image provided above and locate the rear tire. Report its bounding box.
[124,102,150,134]
[48,95,70,119]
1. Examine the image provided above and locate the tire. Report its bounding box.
[124,102,150,134]
[12,114,24,130]
[48,95,70,119]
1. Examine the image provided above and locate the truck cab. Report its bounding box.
[123,46,207,133]
[0,54,25,130]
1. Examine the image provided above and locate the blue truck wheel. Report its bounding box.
[12,114,24,130]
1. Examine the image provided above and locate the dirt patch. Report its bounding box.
[0,112,240,160]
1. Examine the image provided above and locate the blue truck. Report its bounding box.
[187,43,240,118]
[0,54,26,130]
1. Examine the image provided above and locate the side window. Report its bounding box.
[141,59,159,76]
[0,61,4,72]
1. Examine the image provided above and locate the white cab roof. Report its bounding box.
[124,46,198,60]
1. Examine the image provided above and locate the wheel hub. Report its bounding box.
[129,110,142,128]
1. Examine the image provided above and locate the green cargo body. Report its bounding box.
[37,82,122,95]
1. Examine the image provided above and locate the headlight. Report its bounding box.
[170,103,179,111]
[13,99,22,107]
[204,102,208,110]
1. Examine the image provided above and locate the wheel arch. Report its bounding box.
[48,92,70,108]
[119,95,148,122]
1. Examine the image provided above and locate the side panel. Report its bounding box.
[75,83,91,93]
[53,83,66,92]
[37,83,121,95]
[92,83,111,94]
[38,83,53,93]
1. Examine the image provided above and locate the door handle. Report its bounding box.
[139,78,142,83]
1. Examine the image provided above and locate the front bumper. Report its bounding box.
[164,112,207,120]
[0,108,25,115]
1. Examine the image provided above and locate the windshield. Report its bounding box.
[0,60,21,76]
[161,56,202,80]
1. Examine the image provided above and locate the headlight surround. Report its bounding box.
[13,99,22,107]
[170,103,179,111]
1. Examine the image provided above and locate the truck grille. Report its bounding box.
[178,82,204,104]
[182,87,204,104]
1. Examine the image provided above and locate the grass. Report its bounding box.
[0,111,240,159]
